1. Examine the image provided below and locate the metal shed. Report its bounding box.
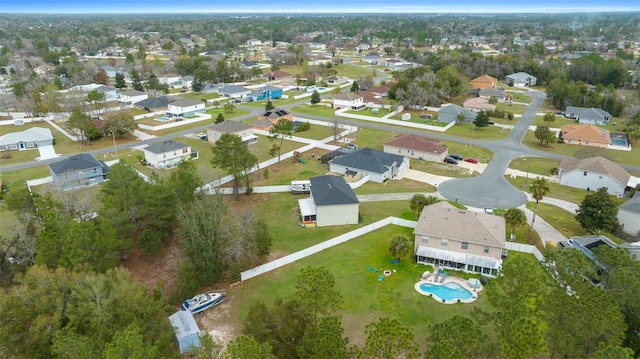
[168,310,201,354]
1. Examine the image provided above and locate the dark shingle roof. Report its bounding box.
[330,148,406,174]
[208,121,251,133]
[136,96,177,108]
[310,175,359,206]
[620,191,640,214]
[144,140,189,154]
[49,153,102,175]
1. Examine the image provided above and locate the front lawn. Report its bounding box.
[443,123,509,141]
[290,104,336,118]
[526,202,587,239]
[509,157,559,177]
[508,92,532,103]
[410,160,479,178]
[495,102,528,114]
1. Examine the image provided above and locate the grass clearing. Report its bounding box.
[495,102,528,114]
[509,157,559,177]
[410,160,479,178]
[526,202,587,238]
[290,104,336,118]
[354,178,436,194]
[333,63,379,79]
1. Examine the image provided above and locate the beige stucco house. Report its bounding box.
[414,202,506,277]
[383,134,448,163]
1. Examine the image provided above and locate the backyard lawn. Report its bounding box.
[290,104,336,118]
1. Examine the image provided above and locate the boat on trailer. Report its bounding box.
[181,292,226,315]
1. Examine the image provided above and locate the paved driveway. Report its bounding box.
[36,144,59,161]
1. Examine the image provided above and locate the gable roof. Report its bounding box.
[385,134,447,154]
[265,70,291,78]
[252,118,275,128]
[561,124,610,144]
[208,121,250,133]
[219,85,250,94]
[168,311,200,341]
[260,85,282,92]
[120,89,146,97]
[559,156,630,186]
[620,191,640,214]
[566,106,611,120]
[49,153,102,174]
[144,140,189,154]
[330,147,406,174]
[479,88,505,97]
[310,175,359,206]
[506,72,536,81]
[414,201,505,247]
[0,127,53,146]
[170,97,203,107]
[463,97,496,110]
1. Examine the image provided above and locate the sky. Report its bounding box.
[2,0,638,14]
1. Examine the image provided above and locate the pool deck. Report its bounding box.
[414,275,484,304]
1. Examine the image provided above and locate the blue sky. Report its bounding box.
[2,0,638,13]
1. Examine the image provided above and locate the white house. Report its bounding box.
[505,72,537,87]
[618,191,640,236]
[159,73,181,85]
[298,175,359,227]
[0,127,54,151]
[332,93,365,110]
[218,85,251,99]
[329,147,409,183]
[94,85,118,102]
[142,140,196,169]
[167,98,206,118]
[206,121,257,145]
[558,157,630,197]
[414,201,506,277]
[117,90,147,105]
[565,106,611,125]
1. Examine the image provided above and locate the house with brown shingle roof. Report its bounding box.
[471,75,498,90]
[558,156,631,197]
[463,97,496,112]
[333,93,365,110]
[265,70,293,82]
[560,124,610,148]
[413,201,505,277]
[383,134,448,162]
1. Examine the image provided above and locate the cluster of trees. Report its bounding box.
[546,79,626,116]
[389,65,470,108]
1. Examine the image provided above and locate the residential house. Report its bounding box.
[252,85,283,100]
[414,201,506,277]
[333,93,365,110]
[0,127,53,151]
[505,72,537,87]
[240,61,259,70]
[265,70,293,82]
[252,108,293,130]
[207,121,257,145]
[100,65,122,78]
[218,85,251,99]
[618,191,640,236]
[463,97,496,112]
[94,86,118,102]
[309,42,327,50]
[437,104,477,124]
[558,156,631,196]
[362,53,382,65]
[135,96,177,112]
[49,153,109,190]
[246,38,262,46]
[159,73,181,86]
[478,88,505,101]
[329,147,409,183]
[565,106,611,125]
[142,140,196,169]
[117,90,147,105]
[383,134,448,162]
[179,76,194,89]
[168,311,201,354]
[298,175,359,227]
[166,98,205,118]
[471,75,498,90]
[560,124,610,148]
[567,235,617,261]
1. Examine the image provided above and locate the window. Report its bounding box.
[92,168,97,174]
[461,242,469,250]
[599,176,602,179]
[421,236,429,243]
[441,239,448,247]
[182,148,188,153]
[583,171,587,176]
[484,245,490,253]
[163,154,166,158]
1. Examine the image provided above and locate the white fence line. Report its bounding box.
[335,107,456,133]
[348,175,370,189]
[505,242,545,262]
[241,216,415,281]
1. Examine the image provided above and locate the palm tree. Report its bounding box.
[389,234,412,262]
[529,177,550,230]
[504,207,527,239]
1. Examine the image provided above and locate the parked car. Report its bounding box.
[450,154,463,161]
[464,158,478,164]
[444,156,458,165]
[196,133,207,140]
[484,208,494,215]
[554,111,565,115]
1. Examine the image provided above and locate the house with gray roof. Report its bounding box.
[298,175,360,227]
[618,191,640,236]
[565,106,611,125]
[558,156,631,197]
[218,85,251,99]
[0,127,53,151]
[135,96,178,112]
[49,153,109,190]
[414,201,506,277]
[167,98,205,118]
[329,147,409,183]
[142,140,196,169]
[505,72,537,87]
[437,104,477,124]
[479,87,505,101]
[206,121,256,145]
[117,89,147,105]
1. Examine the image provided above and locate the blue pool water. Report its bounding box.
[419,282,474,301]
[156,117,171,122]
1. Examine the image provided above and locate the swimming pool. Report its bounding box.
[156,117,171,122]
[417,282,475,303]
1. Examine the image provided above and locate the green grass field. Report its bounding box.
[290,104,336,118]
[495,102,528,114]
[509,157,559,177]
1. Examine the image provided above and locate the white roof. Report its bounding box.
[168,310,200,341]
[416,246,502,269]
[0,127,53,146]
[628,176,640,188]
[298,198,316,217]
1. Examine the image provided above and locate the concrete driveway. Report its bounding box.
[36,144,60,161]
